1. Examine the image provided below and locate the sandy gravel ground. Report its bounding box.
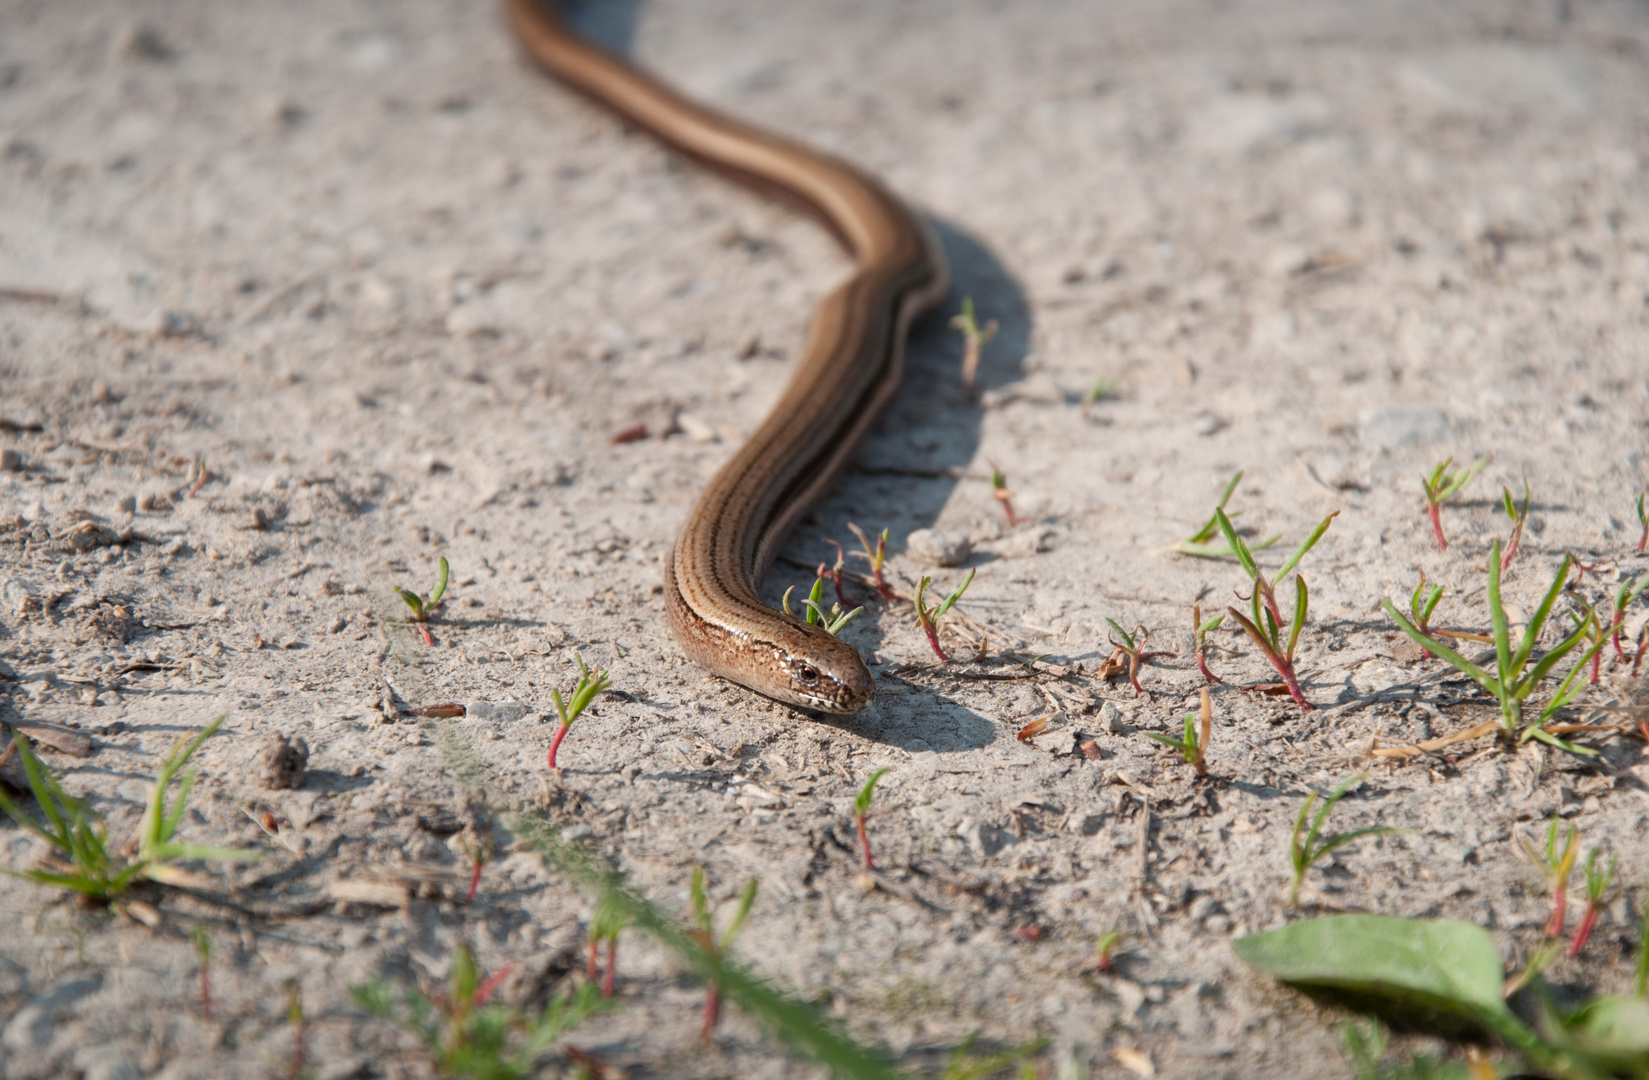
[3,0,1649,1077]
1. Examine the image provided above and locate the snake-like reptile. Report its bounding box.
[508,0,950,713]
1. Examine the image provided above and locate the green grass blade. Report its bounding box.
[0,779,63,849]
[1103,618,1134,649]
[1313,826,1402,861]
[1214,508,1260,580]
[932,568,976,620]
[12,735,71,845]
[1274,512,1338,583]
[1511,553,1573,676]
[1286,576,1308,662]
[1381,601,1493,691]
[429,556,449,606]
[1487,543,1513,681]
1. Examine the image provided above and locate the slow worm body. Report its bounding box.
[507,0,948,713]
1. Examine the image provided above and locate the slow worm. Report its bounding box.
[508,1,949,713]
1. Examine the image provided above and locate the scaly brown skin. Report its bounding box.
[507,0,949,713]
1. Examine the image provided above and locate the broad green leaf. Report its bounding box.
[1561,995,1649,1066]
[1233,915,1518,1033]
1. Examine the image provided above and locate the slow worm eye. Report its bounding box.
[796,663,820,683]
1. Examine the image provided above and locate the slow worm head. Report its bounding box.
[508,0,949,714]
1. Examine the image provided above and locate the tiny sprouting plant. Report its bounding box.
[1419,456,1489,552]
[192,926,213,1020]
[185,456,210,499]
[1501,479,1531,571]
[1193,602,1225,683]
[586,894,628,998]
[782,576,862,637]
[0,714,260,902]
[951,296,997,398]
[1383,546,1606,754]
[1288,774,1399,907]
[395,555,450,646]
[1520,819,1581,940]
[459,828,494,906]
[1082,373,1120,416]
[914,568,976,663]
[1569,847,1617,958]
[1144,687,1212,778]
[1606,573,1649,672]
[690,867,757,1043]
[845,522,895,600]
[817,540,859,611]
[285,980,307,1080]
[1095,931,1123,972]
[352,943,612,1080]
[1637,492,1648,553]
[988,461,1025,525]
[1218,508,1338,711]
[1103,619,1172,696]
[1172,471,1280,559]
[853,769,887,871]
[547,655,612,772]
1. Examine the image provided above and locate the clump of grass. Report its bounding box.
[988,462,1026,525]
[1569,846,1617,958]
[395,555,450,646]
[352,942,613,1079]
[1288,774,1399,907]
[1501,479,1531,571]
[1519,819,1580,940]
[846,522,895,600]
[691,867,758,1043]
[950,296,997,398]
[783,575,862,636]
[1382,546,1606,753]
[913,569,975,663]
[1217,508,1337,711]
[1172,471,1279,559]
[547,655,612,771]
[1102,619,1172,697]
[1144,688,1212,777]
[0,714,260,902]
[853,769,887,870]
[1192,603,1226,683]
[1419,456,1489,551]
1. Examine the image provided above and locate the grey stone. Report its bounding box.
[905,528,972,567]
[0,448,22,471]
[1358,404,1452,448]
[1101,700,1126,734]
[257,733,309,790]
[466,700,529,723]
[2,975,101,1051]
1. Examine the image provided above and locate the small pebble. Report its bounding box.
[906,527,972,567]
[1101,700,1126,734]
[256,733,309,790]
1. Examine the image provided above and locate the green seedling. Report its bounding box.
[285,979,307,1080]
[395,555,450,646]
[914,568,975,663]
[1521,819,1581,940]
[1144,687,1212,777]
[1501,479,1532,571]
[1403,573,1492,662]
[783,575,862,636]
[0,714,260,902]
[1420,456,1489,552]
[1095,930,1123,972]
[1503,937,1566,999]
[352,942,613,1080]
[818,539,860,611]
[1218,507,1338,711]
[1569,848,1617,958]
[547,655,612,771]
[1637,493,1648,553]
[192,926,213,1021]
[1605,573,1649,673]
[1288,774,1399,907]
[1239,913,1649,1080]
[846,522,895,599]
[690,867,758,1043]
[950,296,997,398]
[988,462,1026,525]
[1081,373,1120,415]
[1172,471,1280,559]
[1193,602,1226,683]
[586,893,629,998]
[1382,546,1606,753]
[853,769,887,871]
[1103,619,1172,696]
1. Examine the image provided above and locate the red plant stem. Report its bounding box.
[601,939,617,997]
[920,618,951,663]
[998,497,1023,525]
[855,812,874,870]
[587,937,600,982]
[1501,525,1523,572]
[1640,519,1648,553]
[465,858,483,904]
[1196,649,1221,684]
[701,985,721,1043]
[547,722,571,770]
[187,467,208,499]
[1426,502,1448,551]
[416,622,434,647]
[1273,661,1314,712]
[1544,886,1567,939]
[1569,903,1602,958]
[1611,610,1629,662]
